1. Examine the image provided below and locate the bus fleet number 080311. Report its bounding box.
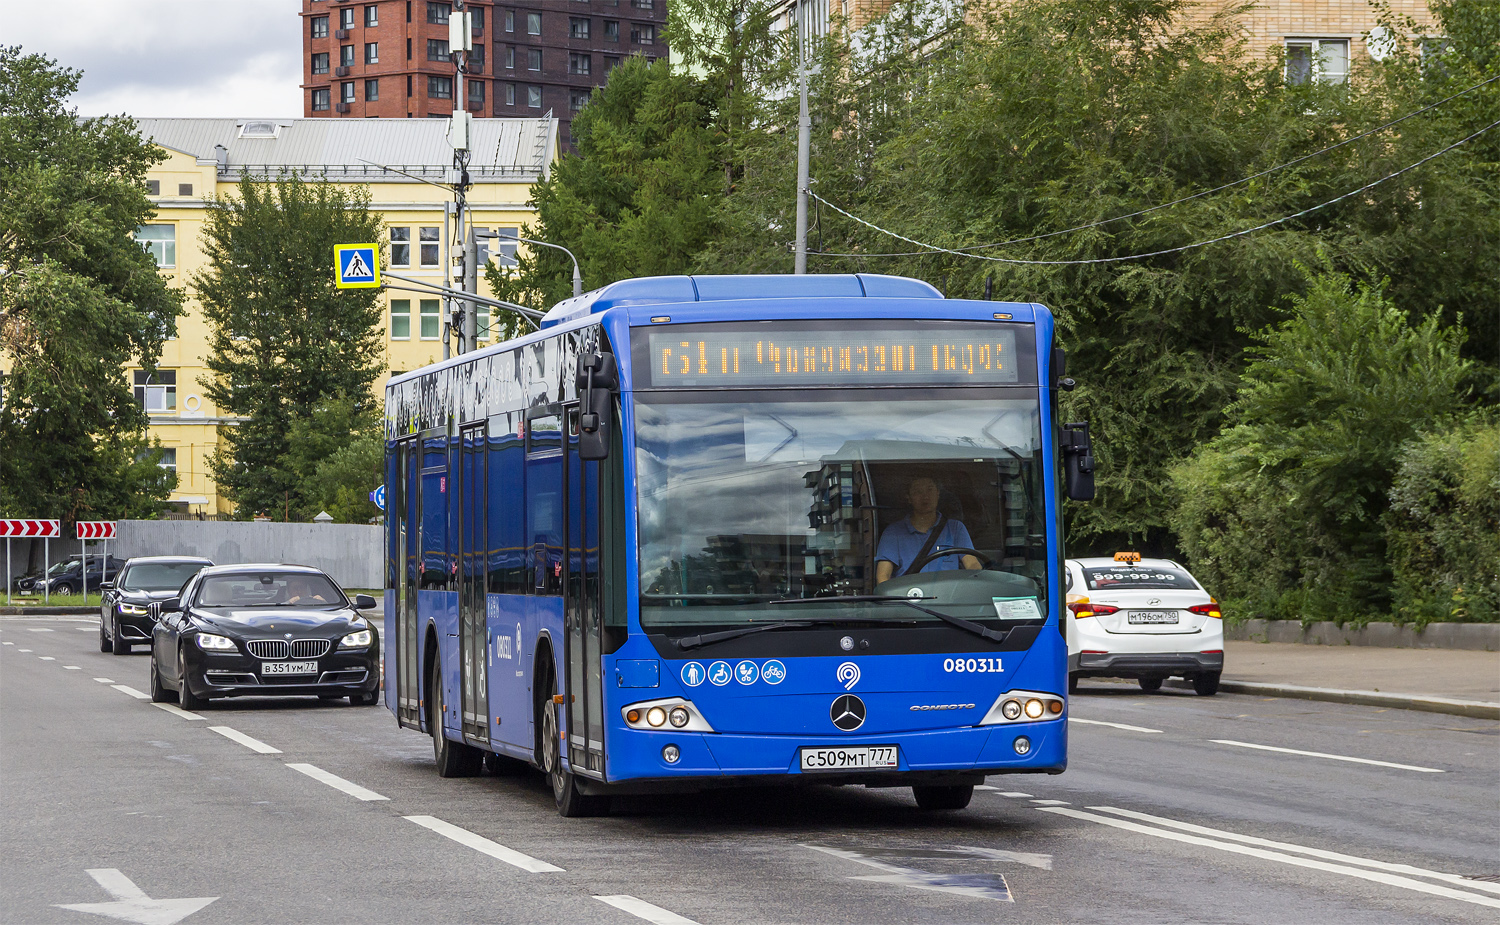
[944,657,1003,673]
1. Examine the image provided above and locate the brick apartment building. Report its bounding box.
[301,0,668,145]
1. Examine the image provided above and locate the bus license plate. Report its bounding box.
[800,746,899,771]
[1128,611,1179,624]
[261,661,318,676]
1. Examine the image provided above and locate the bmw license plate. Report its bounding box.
[1128,611,1179,624]
[800,746,899,771]
[261,661,318,676]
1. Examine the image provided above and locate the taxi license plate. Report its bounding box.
[261,661,318,676]
[1128,610,1179,624]
[800,746,899,771]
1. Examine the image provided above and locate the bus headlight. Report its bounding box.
[1001,700,1022,720]
[622,698,715,732]
[979,689,1064,725]
[1024,699,1045,719]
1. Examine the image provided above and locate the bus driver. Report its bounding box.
[874,476,983,582]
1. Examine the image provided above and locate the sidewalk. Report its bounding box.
[1167,641,1500,719]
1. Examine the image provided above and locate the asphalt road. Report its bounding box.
[3,615,1497,925]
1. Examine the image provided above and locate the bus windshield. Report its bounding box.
[635,389,1047,630]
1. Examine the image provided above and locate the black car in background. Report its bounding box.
[99,556,215,655]
[149,564,380,709]
[15,555,125,595]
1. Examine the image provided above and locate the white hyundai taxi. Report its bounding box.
[1065,553,1224,695]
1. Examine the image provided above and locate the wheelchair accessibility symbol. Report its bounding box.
[708,661,732,686]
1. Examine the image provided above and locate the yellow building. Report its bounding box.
[130,116,558,516]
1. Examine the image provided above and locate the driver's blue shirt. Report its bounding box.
[876,516,975,576]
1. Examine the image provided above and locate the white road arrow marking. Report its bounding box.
[803,845,1017,901]
[54,869,217,925]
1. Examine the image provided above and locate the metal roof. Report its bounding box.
[134,117,557,183]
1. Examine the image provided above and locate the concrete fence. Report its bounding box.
[1227,618,1500,651]
[4,520,382,590]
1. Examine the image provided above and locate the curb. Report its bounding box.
[1165,678,1500,720]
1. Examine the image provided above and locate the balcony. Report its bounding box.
[335,65,352,77]
[335,102,351,113]
[336,28,351,39]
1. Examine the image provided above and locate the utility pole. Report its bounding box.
[793,8,811,275]
[449,0,475,354]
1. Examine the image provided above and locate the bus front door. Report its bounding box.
[458,422,489,746]
[396,439,422,729]
[564,405,605,779]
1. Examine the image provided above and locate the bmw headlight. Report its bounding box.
[339,629,373,649]
[118,602,148,616]
[195,633,237,651]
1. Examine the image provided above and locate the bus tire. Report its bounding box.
[1192,671,1220,696]
[431,664,482,777]
[540,677,609,818]
[913,784,974,810]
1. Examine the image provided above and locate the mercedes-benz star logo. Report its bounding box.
[830,694,866,731]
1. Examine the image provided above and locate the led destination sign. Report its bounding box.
[641,323,1030,388]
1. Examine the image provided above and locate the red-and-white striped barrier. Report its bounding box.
[0,519,61,538]
[76,521,117,540]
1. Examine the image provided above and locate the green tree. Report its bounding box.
[0,46,181,532]
[282,398,382,524]
[194,175,385,519]
[1169,268,1475,621]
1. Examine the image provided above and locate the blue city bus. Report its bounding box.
[383,274,1094,816]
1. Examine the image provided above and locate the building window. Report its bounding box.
[365,4,379,26]
[420,299,441,339]
[178,183,193,196]
[569,53,591,75]
[470,44,485,72]
[341,44,355,67]
[631,23,654,44]
[136,225,175,267]
[133,370,176,412]
[505,9,515,31]
[390,299,411,339]
[156,448,176,473]
[428,75,453,99]
[427,1,450,24]
[343,81,356,103]
[528,48,542,71]
[505,46,515,68]
[527,85,542,108]
[604,20,619,41]
[311,15,329,38]
[312,52,330,74]
[469,80,486,104]
[527,12,541,34]
[630,0,653,8]
[312,88,330,111]
[146,179,160,195]
[1286,39,1349,86]
[492,226,519,267]
[427,39,450,62]
[365,78,380,101]
[472,7,485,31]
[419,227,440,266]
[340,7,356,29]
[365,42,379,64]
[570,17,590,39]
[505,82,516,105]
[570,90,589,112]
[390,227,410,266]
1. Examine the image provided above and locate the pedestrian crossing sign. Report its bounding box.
[334,244,380,289]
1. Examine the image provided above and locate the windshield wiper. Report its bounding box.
[676,614,908,650]
[776,595,1009,643]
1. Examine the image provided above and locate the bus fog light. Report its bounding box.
[1001,700,1022,720]
[1048,700,1063,715]
[662,744,680,764]
[646,707,667,727]
[1024,699,1044,719]
[1013,736,1031,756]
[668,707,690,728]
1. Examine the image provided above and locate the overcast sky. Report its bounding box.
[5,0,304,117]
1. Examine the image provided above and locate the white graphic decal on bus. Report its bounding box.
[837,662,860,690]
[681,661,706,687]
[708,661,733,686]
[735,660,759,685]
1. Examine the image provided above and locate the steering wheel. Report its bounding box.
[906,546,993,574]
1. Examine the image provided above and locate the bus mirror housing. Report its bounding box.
[576,351,619,461]
[1060,422,1095,501]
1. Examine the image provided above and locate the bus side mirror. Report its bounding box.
[576,352,618,461]
[1060,422,1095,501]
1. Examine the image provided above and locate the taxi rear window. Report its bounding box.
[1082,566,1199,590]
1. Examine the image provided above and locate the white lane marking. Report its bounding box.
[39,656,55,660]
[1070,717,1163,733]
[1030,799,1070,805]
[287,763,387,801]
[1210,739,1444,773]
[28,628,55,632]
[112,684,151,700]
[206,726,281,754]
[1,641,12,645]
[595,895,702,924]
[404,815,562,871]
[152,703,204,721]
[997,792,1032,798]
[974,784,999,791]
[64,665,81,670]
[1091,806,1500,896]
[94,678,114,683]
[1040,807,1500,910]
[76,627,95,632]
[17,648,31,652]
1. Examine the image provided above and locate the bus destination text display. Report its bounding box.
[645,326,1021,387]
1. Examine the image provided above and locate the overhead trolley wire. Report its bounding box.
[805,72,1500,261]
[807,116,1500,266]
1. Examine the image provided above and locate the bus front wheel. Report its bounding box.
[541,682,609,818]
[913,784,974,810]
[431,666,482,777]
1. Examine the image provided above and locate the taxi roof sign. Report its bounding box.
[335,244,380,289]
[1113,551,1142,563]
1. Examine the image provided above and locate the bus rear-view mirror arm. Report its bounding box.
[577,351,619,461]
[1060,422,1096,502]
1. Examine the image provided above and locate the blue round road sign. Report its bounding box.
[370,484,386,511]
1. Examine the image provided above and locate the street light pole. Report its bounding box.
[793,8,811,275]
[482,230,584,297]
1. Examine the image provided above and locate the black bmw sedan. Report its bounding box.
[100,556,214,655]
[149,564,380,709]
